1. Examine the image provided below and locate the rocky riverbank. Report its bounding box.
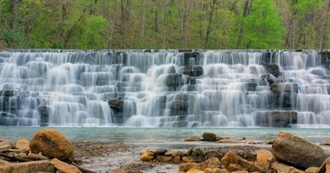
[0,129,330,173]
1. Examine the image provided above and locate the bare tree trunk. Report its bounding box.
[204,0,217,49]
[60,0,67,47]
[177,0,184,48]
[161,0,166,48]
[154,0,159,48]
[320,1,330,49]
[236,0,250,48]
[141,0,146,47]
[11,0,17,32]
[120,0,126,48]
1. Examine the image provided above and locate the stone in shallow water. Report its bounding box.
[202,132,217,141]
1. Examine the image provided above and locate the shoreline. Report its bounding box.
[1,128,330,173]
[72,141,271,173]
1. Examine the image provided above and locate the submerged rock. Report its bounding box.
[272,132,330,169]
[29,129,74,163]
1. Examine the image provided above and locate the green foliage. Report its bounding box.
[241,0,285,49]
[0,0,328,49]
[78,15,106,49]
[293,0,322,17]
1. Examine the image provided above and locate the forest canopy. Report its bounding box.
[0,0,329,49]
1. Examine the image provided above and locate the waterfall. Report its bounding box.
[0,49,329,127]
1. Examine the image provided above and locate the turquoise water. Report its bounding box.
[0,127,329,145]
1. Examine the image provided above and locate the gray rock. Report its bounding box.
[272,132,330,169]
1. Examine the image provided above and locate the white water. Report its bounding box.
[0,50,329,127]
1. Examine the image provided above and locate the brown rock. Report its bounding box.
[198,157,221,170]
[0,139,12,148]
[50,158,81,173]
[271,162,304,173]
[186,167,203,173]
[172,150,186,157]
[172,156,181,164]
[140,149,155,161]
[0,145,11,151]
[185,136,202,141]
[108,169,126,173]
[221,151,265,172]
[206,168,229,173]
[15,138,30,152]
[179,163,198,172]
[318,156,330,173]
[0,160,54,173]
[0,159,11,166]
[203,132,217,141]
[154,149,167,155]
[218,139,240,143]
[305,167,320,173]
[156,155,171,163]
[186,157,222,173]
[25,152,49,160]
[256,149,274,166]
[29,129,74,163]
[265,139,275,144]
[182,156,194,163]
[321,140,330,146]
[272,132,330,169]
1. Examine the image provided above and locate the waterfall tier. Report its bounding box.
[0,49,329,127]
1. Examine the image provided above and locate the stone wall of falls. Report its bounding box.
[0,49,329,127]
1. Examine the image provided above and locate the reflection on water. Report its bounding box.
[0,127,329,145]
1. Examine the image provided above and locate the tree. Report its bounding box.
[240,0,285,49]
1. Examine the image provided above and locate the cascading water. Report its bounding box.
[0,49,329,127]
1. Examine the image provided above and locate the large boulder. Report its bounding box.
[272,132,330,169]
[29,129,74,163]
